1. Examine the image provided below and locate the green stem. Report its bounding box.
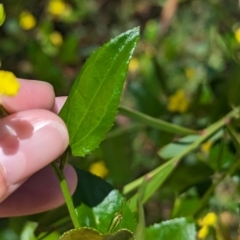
[51,162,80,229]
[119,106,198,135]
[123,106,240,195]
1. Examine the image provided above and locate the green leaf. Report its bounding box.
[127,161,175,212]
[75,190,137,233]
[59,28,140,156]
[164,161,214,194]
[58,228,135,240]
[208,142,234,170]
[19,221,38,240]
[145,218,196,240]
[73,168,113,207]
[158,135,200,159]
[171,197,201,218]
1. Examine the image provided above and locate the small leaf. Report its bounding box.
[60,28,140,156]
[59,227,135,240]
[128,161,175,212]
[209,143,234,170]
[145,218,196,240]
[59,228,102,240]
[171,197,201,218]
[104,229,135,240]
[158,135,200,159]
[73,168,113,207]
[164,161,213,194]
[75,190,137,233]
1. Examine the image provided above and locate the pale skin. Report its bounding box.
[0,79,77,217]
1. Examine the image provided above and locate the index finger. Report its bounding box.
[2,79,55,113]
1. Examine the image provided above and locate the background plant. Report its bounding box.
[1,1,240,240]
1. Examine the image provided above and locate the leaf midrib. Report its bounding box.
[69,46,121,144]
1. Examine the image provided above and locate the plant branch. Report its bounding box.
[119,105,198,135]
[118,106,199,135]
[51,162,80,229]
[123,107,240,210]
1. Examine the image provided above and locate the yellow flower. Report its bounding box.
[198,225,209,239]
[0,71,20,97]
[167,89,189,113]
[49,31,63,46]
[129,57,139,73]
[47,0,67,16]
[197,212,217,239]
[201,141,213,154]
[202,212,217,226]
[19,11,36,30]
[185,67,196,80]
[235,28,240,43]
[89,160,109,178]
[0,4,6,26]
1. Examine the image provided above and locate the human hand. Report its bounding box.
[0,79,77,217]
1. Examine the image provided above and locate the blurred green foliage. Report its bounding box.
[2,0,240,239]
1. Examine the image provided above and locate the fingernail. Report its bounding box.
[0,109,69,185]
